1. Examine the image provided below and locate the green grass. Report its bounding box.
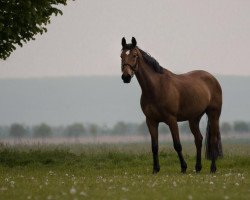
[0,143,250,200]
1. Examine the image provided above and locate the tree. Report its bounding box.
[33,123,52,138]
[137,121,148,136]
[9,123,27,138]
[89,124,98,136]
[89,123,98,142]
[234,121,249,133]
[66,123,85,138]
[221,122,232,134]
[113,121,128,135]
[0,0,70,60]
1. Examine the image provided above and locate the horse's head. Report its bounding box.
[120,37,139,83]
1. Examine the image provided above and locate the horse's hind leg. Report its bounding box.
[146,118,160,174]
[168,117,187,173]
[189,118,203,172]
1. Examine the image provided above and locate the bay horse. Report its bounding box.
[120,37,223,173]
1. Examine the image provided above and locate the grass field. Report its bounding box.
[0,141,250,200]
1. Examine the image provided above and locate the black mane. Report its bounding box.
[122,43,164,74]
[139,49,164,74]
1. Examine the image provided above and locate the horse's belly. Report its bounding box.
[176,99,209,121]
[176,109,206,121]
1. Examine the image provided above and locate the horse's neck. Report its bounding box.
[135,60,160,96]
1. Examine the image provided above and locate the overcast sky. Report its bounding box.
[0,0,250,78]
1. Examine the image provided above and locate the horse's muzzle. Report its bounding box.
[121,74,132,83]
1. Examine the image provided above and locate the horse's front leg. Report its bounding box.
[168,117,187,173]
[146,118,160,174]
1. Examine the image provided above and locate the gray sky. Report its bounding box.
[1,0,250,78]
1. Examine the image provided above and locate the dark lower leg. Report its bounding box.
[195,137,203,172]
[189,120,203,172]
[152,140,160,173]
[174,142,187,173]
[169,118,187,173]
[210,143,217,173]
[147,119,160,174]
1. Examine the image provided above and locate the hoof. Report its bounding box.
[210,165,217,173]
[195,164,202,173]
[181,168,187,173]
[181,162,187,173]
[153,167,160,174]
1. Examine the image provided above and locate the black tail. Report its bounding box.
[205,118,223,160]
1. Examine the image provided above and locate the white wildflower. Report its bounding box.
[209,181,214,185]
[188,195,193,200]
[235,183,239,186]
[0,187,7,191]
[80,191,87,196]
[173,181,177,187]
[70,187,77,194]
[47,195,52,200]
[122,187,129,192]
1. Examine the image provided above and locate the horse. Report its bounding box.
[120,37,223,174]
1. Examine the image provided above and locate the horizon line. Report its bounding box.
[1,73,250,80]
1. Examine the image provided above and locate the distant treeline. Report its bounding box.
[0,121,249,138]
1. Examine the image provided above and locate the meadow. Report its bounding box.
[0,141,250,200]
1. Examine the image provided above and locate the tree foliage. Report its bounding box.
[0,0,69,60]
[234,121,249,133]
[33,123,52,138]
[89,124,98,136]
[9,123,27,138]
[137,121,148,135]
[221,122,232,134]
[66,123,85,137]
[113,121,128,135]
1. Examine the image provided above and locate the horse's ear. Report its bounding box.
[122,37,127,47]
[131,37,137,47]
